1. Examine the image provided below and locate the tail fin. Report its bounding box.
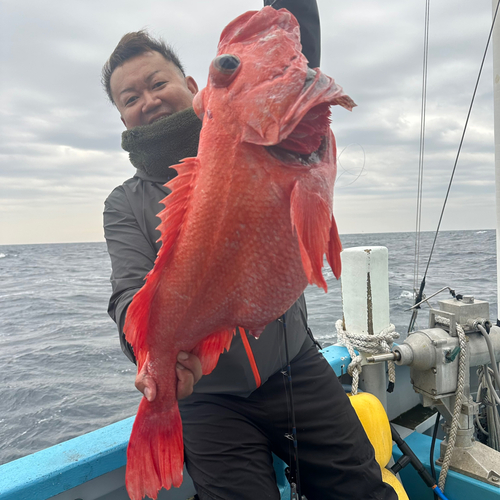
[126,398,183,500]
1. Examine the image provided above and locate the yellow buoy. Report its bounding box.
[348,392,409,500]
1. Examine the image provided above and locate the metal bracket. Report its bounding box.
[429,309,457,337]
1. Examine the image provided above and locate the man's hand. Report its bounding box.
[176,351,203,400]
[135,352,203,402]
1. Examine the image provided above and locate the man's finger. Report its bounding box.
[135,359,157,402]
[177,351,203,384]
[176,362,195,400]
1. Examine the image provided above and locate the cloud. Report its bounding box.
[0,0,497,244]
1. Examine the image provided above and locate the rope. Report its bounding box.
[335,319,400,395]
[433,316,467,491]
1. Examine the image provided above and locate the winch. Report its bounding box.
[369,297,500,487]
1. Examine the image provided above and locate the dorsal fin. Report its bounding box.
[123,158,200,369]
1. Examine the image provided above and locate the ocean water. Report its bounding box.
[0,229,496,465]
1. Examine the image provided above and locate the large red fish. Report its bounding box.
[124,6,355,499]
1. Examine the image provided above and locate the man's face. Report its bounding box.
[110,51,199,129]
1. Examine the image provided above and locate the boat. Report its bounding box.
[1,2,500,500]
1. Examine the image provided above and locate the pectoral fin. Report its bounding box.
[290,180,341,291]
[191,328,236,375]
[327,215,342,279]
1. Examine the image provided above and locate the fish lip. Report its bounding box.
[303,67,317,92]
[263,69,334,166]
[265,135,328,167]
[265,97,331,167]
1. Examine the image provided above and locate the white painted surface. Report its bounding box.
[340,246,391,408]
[341,246,391,335]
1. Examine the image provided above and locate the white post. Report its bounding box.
[493,0,500,325]
[340,246,391,409]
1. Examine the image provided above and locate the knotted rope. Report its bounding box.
[335,319,400,395]
[433,316,467,491]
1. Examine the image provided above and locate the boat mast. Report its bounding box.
[494,0,500,326]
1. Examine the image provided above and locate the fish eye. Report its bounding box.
[210,54,241,87]
[214,55,240,73]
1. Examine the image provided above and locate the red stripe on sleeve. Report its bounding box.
[238,326,262,388]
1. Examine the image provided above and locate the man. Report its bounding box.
[103,1,397,498]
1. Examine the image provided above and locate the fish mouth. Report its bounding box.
[266,102,331,166]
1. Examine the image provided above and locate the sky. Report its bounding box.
[0,0,497,245]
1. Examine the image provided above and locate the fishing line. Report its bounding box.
[409,0,500,332]
[335,143,366,188]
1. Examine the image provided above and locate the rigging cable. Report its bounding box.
[430,411,441,500]
[413,0,431,301]
[409,0,500,333]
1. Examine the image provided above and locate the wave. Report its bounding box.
[0,254,5,259]
[0,291,35,300]
[1,236,497,467]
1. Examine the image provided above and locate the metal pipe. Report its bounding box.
[366,352,400,363]
[469,326,500,368]
[478,323,500,389]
